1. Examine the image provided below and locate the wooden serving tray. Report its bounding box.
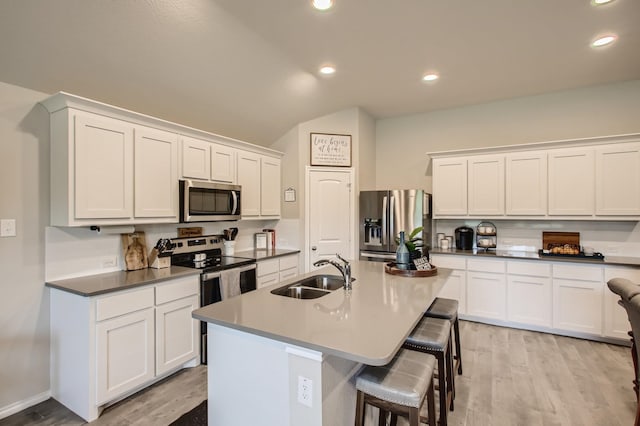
[385,262,438,277]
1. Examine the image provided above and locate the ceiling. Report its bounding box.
[0,0,639,146]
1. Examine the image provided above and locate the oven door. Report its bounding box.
[180,179,241,222]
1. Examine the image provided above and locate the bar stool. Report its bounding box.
[403,316,454,426]
[355,349,437,426]
[425,297,463,375]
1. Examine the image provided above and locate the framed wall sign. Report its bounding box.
[310,133,352,167]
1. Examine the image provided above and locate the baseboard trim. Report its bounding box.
[0,390,52,420]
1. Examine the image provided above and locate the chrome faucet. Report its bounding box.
[313,254,352,290]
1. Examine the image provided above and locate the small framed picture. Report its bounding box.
[310,133,352,167]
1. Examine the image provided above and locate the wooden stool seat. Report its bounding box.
[425,297,463,376]
[403,316,454,425]
[355,349,437,426]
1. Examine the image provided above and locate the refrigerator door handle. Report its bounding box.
[389,195,395,243]
[382,196,388,245]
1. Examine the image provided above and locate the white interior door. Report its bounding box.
[306,168,354,272]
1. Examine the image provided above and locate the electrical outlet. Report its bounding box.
[0,219,16,237]
[297,376,313,408]
[101,256,118,268]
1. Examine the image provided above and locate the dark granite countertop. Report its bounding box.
[45,266,201,297]
[234,248,300,261]
[430,248,640,267]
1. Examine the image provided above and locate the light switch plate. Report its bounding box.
[0,219,16,237]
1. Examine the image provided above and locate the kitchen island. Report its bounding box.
[192,260,450,426]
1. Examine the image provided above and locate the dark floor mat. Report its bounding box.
[169,400,207,426]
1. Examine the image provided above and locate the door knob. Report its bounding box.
[311,246,317,251]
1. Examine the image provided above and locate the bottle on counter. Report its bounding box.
[396,231,410,269]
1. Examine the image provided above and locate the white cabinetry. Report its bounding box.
[466,258,506,320]
[432,158,467,216]
[506,261,552,327]
[430,255,466,315]
[210,143,237,183]
[134,126,179,219]
[505,151,547,215]
[552,263,603,334]
[50,275,199,422]
[181,135,211,180]
[467,155,504,216]
[257,254,299,289]
[603,266,640,339]
[548,148,594,216]
[237,151,281,218]
[595,143,640,216]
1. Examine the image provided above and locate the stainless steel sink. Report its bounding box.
[270,285,330,299]
[270,274,356,299]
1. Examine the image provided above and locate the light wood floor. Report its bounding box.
[1,321,636,425]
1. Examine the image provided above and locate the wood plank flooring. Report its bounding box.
[1,321,636,425]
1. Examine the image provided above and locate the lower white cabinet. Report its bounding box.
[552,263,603,334]
[257,254,299,289]
[506,261,552,327]
[431,255,466,315]
[50,275,200,422]
[466,258,506,320]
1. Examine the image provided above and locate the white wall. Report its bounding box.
[0,82,51,415]
[376,80,640,190]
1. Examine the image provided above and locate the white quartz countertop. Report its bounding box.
[192,260,449,366]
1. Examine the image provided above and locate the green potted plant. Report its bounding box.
[396,226,424,260]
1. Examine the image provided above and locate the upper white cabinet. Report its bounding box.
[210,143,237,183]
[432,157,467,216]
[41,92,283,226]
[468,155,504,216]
[505,151,547,215]
[237,151,281,218]
[548,148,594,216]
[134,126,179,219]
[430,135,640,220]
[595,143,640,216]
[181,135,211,180]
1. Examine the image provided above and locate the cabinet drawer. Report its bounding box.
[467,258,505,273]
[96,287,155,322]
[279,254,298,270]
[279,268,298,283]
[431,255,466,270]
[257,272,279,289]
[155,276,199,305]
[257,259,279,277]
[553,263,603,281]
[507,261,551,277]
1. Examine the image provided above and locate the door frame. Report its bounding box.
[304,166,356,273]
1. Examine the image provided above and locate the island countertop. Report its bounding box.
[192,260,449,366]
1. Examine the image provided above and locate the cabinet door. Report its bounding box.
[553,278,603,334]
[181,136,211,180]
[155,295,199,375]
[432,158,467,216]
[211,143,236,183]
[96,308,154,404]
[74,112,133,219]
[261,157,281,216]
[237,151,261,217]
[603,266,640,339]
[505,151,547,215]
[507,275,552,327]
[437,269,467,315]
[595,143,640,216]
[468,155,504,216]
[548,148,594,216]
[134,126,179,218]
[279,268,298,283]
[257,273,279,289]
[466,272,506,320]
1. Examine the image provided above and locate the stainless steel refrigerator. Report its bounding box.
[359,190,432,261]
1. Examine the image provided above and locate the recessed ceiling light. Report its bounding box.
[319,65,336,75]
[422,73,439,82]
[591,34,617,47]
[312,0,333,10]
[591,0,615,5]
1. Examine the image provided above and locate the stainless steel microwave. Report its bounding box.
[179,180,241,222]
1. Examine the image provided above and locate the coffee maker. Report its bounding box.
[455,226,474,250]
